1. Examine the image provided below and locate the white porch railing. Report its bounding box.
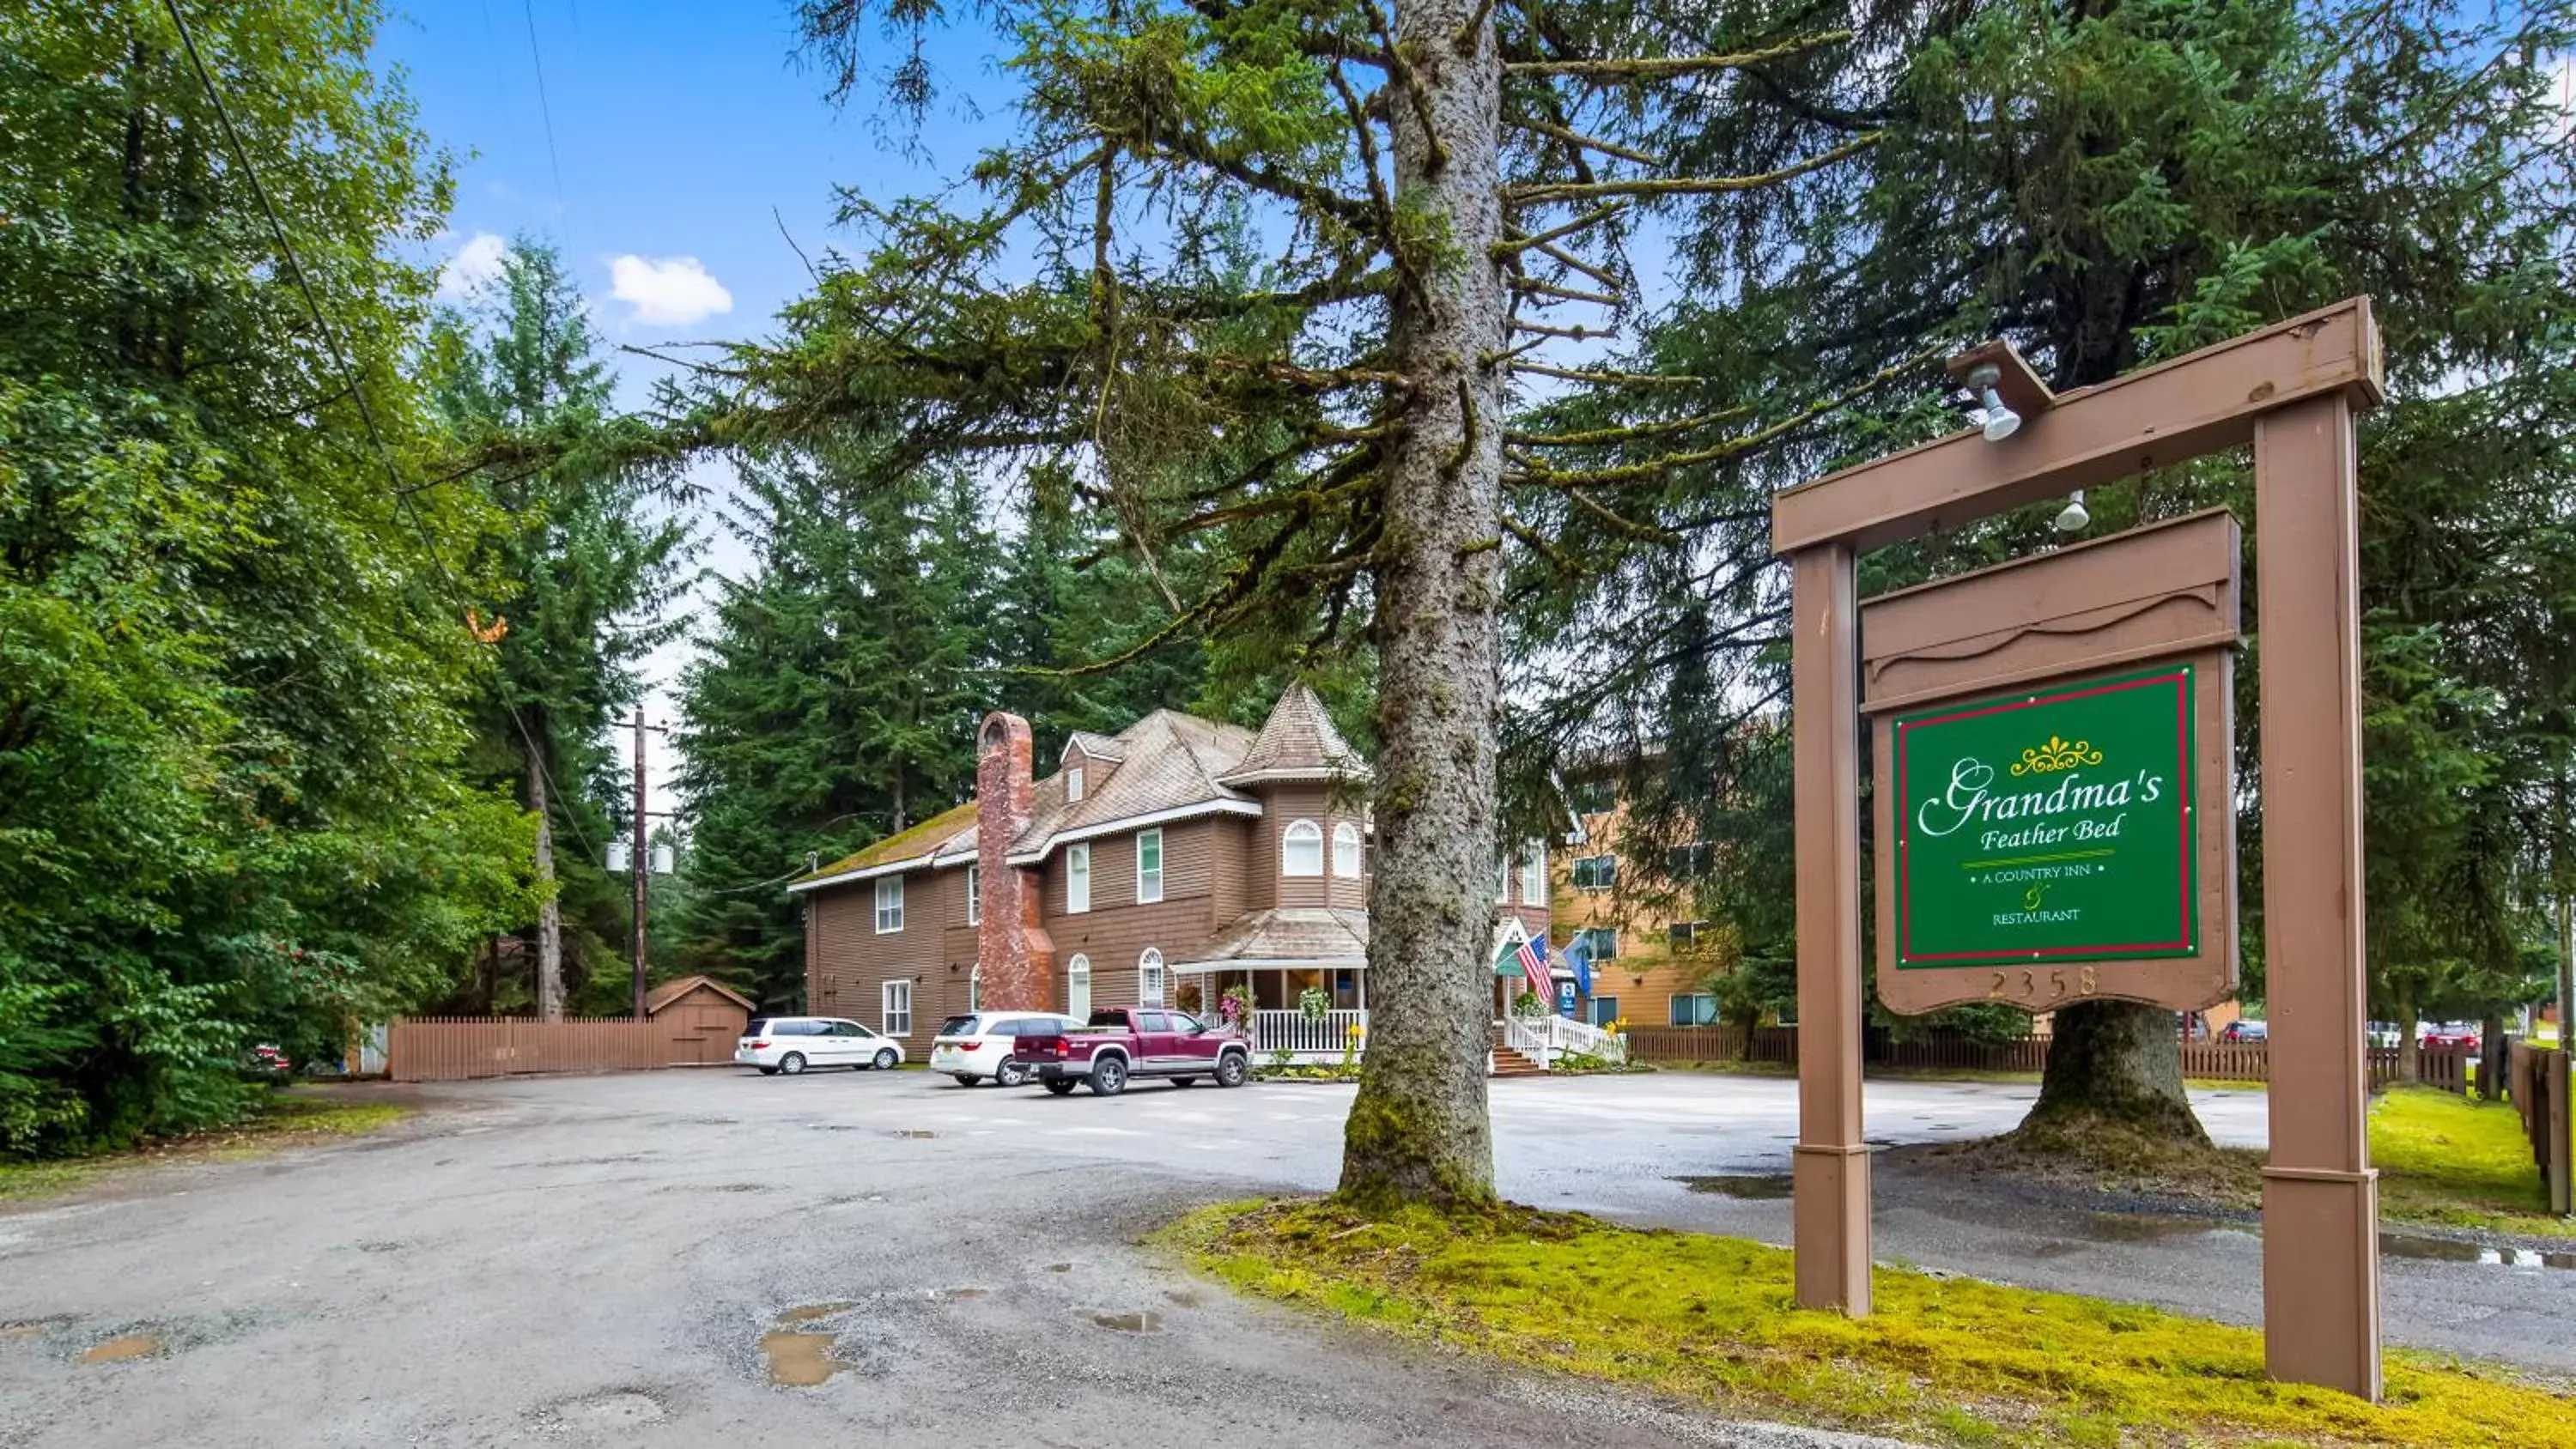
[1251,1009,1369,1058]
[1498,1012,1627,1069]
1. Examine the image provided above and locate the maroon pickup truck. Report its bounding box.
[1022,1008,1251,1095]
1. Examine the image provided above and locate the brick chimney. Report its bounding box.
[975,712,1054,1011]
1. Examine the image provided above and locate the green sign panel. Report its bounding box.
[1893,664,2197,968]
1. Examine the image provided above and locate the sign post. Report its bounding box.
[1773,300,2384,1400]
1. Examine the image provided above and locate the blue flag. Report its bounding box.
[1564,935,1594,996]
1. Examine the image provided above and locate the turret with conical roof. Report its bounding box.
[1218,682,1368,787]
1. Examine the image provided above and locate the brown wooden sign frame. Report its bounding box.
[1864,510,2241,1016]
[1772,299,2385,1400]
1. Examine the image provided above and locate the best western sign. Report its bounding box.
[1892,665,2196,967]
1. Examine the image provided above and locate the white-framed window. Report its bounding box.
[1518,841,1546,904]
[1139,947,1165,1006]
[968,965,981,1012]
[1496,852,1510,903]
[1669,991,1717,1027]
[1135,827,1164,903]
[1574,926,1619,961]
[1066,842,1091,912]
[1586,995,1621,1028]
[874,876,904,934]
[1066,765,1084,803]
[1571,854,1617,891]
[883,979,913,1036]
[1332,822,1362,878]
[1282,819,1323,876]
[1066,953,1091,1018]
[964,864,980,925]
[1668,920,1707,949]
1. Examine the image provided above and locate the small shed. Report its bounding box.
[644,975,757,1066]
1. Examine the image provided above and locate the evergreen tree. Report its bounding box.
[426,239,691,1019]
[632,0,1876,1211]
[0,1,534,1151]
[1516,0,2576,1139]
[668,453,1002,1007]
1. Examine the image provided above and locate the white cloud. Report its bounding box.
[607,254,734,327]
[434,231,509,302]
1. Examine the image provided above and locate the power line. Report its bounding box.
[519,0,567,206]
[161,0,597,865]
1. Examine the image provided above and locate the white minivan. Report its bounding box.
[930,1012,1084,1087]
[736,1017,905,1076]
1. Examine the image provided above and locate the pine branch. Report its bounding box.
[1503,513,1582,579]
[1507,318,1613,341]
[1453,0,1504,54]
[1564,484,1681,544]
[1329,62,1425,304]
[1510,276,1622,306]
[1523,236,1623,291]
[1504,31,1853,80]
[1490,202,1631,258]
[1365,1,1448,173]
[1506,408,1747,446]
[1508,133,1883,203]
[1504,114,1662,167]
[1127,124,1377,228]
[1506,361,1706,386]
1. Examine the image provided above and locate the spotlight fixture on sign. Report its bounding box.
[1965,363,2020,442]
[2055,490,2091,533]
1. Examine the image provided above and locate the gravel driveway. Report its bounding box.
[0,1070,2563,1447]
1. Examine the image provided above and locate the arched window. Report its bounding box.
[968,964,982,1013]
[1332,822,1362,878]
[1283,819,1324,876]
[1139,948,1166,1006]
[1066,954,1091,1019]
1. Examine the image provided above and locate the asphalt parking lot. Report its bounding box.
[1,1070,2566,1448]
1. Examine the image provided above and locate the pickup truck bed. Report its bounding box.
[1019,1007,1251,1095]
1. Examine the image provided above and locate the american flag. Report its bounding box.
[1516,933,1551,999]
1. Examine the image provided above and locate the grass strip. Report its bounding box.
[1165,1197,2576,1447]
[0,1089,410,1203]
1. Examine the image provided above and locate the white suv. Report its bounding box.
[736,1017,905,1076]
[930,1012,1084,1087]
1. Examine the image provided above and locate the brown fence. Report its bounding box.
[2507,1043,2572,1216]
[1626,1027,2451,1089]
[387,1016,672,1082]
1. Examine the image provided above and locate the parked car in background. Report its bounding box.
[1020,1008,1250,1095]
[931,1012,1085,1087]
[242,1044,292,1077]
[736,1017,905,1075]
[2222,1019,2269,1043]
[2366,1022,2403,1048]
[2419,1022,2482,1052]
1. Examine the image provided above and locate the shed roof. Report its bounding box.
[643,974,757,1016]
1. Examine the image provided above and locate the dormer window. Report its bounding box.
[1332,822,1361,878]
[1282,819,1323,876]
[1066,765,1084,803]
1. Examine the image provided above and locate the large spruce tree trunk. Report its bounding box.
[528,749,565,1022]
[2020,1001,2208,1146]
[1336,0,1508,1214]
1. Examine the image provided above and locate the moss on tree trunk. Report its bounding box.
[1334,0,1507,1216]
[2014,1000,2208,1150]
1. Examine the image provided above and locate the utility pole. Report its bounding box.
[613,714,674,1021]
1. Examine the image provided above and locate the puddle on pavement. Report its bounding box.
[758,1331,849,1386]
[890,1129,939,1139]
[1674,1173,1793,1199]
[2380,1233,2576,1270]
[1045,1263,1074,1273]
[1091,1311,1163,1333]
[944,1287,989,1300]
[3,1323,45,1342]
[2082,1212,2230,1242]
[774,1301,854,1325]
[78,1334,162,1364]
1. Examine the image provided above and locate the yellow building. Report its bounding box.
[1548,775,1741,1028]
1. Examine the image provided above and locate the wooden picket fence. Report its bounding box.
[387,1016,671,1082]
[1625,1026,2453,1090]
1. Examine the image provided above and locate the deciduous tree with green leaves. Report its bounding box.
[0,0,535,1151]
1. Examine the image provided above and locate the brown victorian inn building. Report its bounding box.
[787,687,1613,1070]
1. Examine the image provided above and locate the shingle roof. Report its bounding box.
[1009,709,1258,857]
[791,799,978,886]
[1219,682,1368,785]
[1066,730,1127,761]
[643,974,757,1016]
[1172,907,1370,967]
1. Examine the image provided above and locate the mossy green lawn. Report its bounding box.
[2372,1088,2569,1237]
[1167,1199,2576,1448]
[0,1090,410,1203]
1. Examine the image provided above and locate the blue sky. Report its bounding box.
[372,1,1019,809]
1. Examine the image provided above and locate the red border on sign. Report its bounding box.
[1897,670,2193,964]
